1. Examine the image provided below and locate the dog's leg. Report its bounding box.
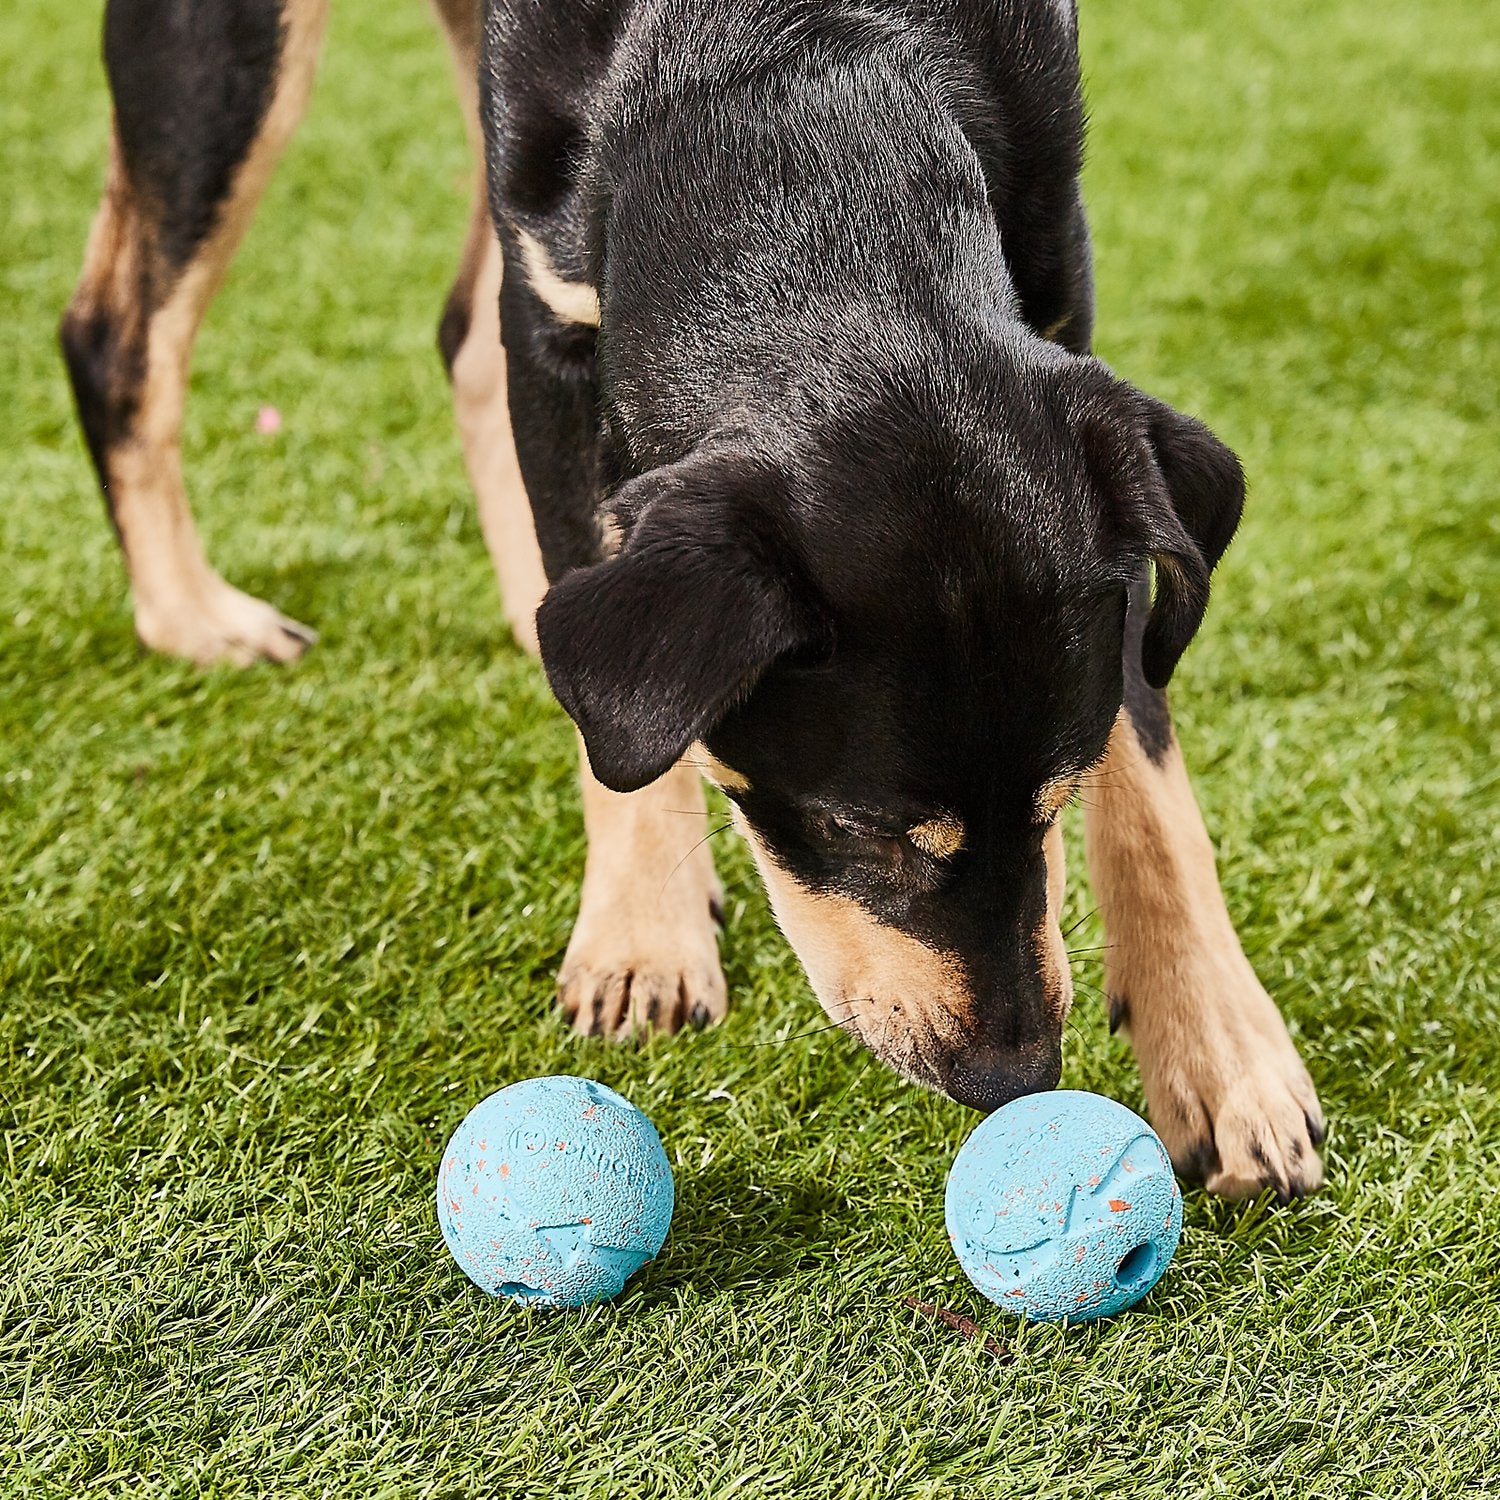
[59,0,329,665]
[431,0,547,654]
[1083,576,1324,1199]
[493,261,728,1035]
[557,739,728,1037]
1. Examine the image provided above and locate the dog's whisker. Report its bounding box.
[658,821,733,899]
[1070,978,1111,1004]
[726,1013,860,1048]
[1062,1014,1092,1046]
[1061,906,1100,940]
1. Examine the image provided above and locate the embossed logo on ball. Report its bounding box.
[437,1076,675,1308]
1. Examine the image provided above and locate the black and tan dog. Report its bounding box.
[62,0,1324,1198]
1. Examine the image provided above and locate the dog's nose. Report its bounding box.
[939,1040,1061,1113]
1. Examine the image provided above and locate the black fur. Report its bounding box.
[1120,571,1174,765]
[482,0,1247,1108]
[498,270,610,572]
[104,0,285,273]
[105,0,285,272]
[59,0,288,524]
[437,287,471,377]
[59,302,144,517]
[537,450,827,790]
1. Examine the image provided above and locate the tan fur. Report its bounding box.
[737,809,1074,1085]
[1041,311,1073,343]
[446,226,549,654]
[736,817,968,1084]
[908,816,965,860]
[435,9,549,656]
[428,0,480,59]
[598,510,625,558]
[691,746,750,794]
[1034,772,1080,825]
[69,0,331,665]
[515,228,602,327]
[557,739,728,1036]
[72,140,150,405]
[1040,817,1072,1015]
[1083,709,1324,1197]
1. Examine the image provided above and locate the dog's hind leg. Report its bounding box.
[430,0,547,656]
[60,0,329,665]
[1082,575,1325,1200]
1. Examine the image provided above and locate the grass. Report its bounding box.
[1,0,1496,1494]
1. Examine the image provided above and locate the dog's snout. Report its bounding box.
[938,1039,1061,1113]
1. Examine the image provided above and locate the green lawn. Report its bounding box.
[2,0,1497,1495]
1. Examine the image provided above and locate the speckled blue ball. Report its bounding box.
[437,1076,674,1308]
[945,1090,1182,1322]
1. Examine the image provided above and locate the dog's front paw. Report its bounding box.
[557,891,727,1039]
[1123,956,1324,1202]
[136,570,316,667]
[557,955,727,1038]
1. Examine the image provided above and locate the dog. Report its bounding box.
[61,0,1324,1199]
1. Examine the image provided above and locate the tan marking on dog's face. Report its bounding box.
[1035,773,1081,825]
[515,228,601,326]
[735,816,968,1085]
[1082,708,1325,1199]
[907,815,965,860]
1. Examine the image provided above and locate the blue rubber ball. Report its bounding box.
[437,1076,674,1308]
[945,1090,1182,1322]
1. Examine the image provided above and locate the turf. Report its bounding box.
[1,0,1496,1495]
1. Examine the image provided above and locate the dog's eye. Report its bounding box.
[805,807,907,854]
[810,810,953,876]
[801,807,956,892]
[814,810,900,845]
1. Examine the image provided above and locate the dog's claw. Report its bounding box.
[135,573,317,667]
[279,618,319,647]
[557,961,725,1039]
[585,992,606,1038]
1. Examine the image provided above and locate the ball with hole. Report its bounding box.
[945,1089,1182,1321]
[437,1075,674,1308]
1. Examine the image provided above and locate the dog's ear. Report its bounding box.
[1082,382,1245,689]
[536,453,822,792]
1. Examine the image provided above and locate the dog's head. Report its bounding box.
[536,338,1243,1109]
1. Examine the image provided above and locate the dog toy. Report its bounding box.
[945,1090,1182,1321]
[437,1075,674,1307]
